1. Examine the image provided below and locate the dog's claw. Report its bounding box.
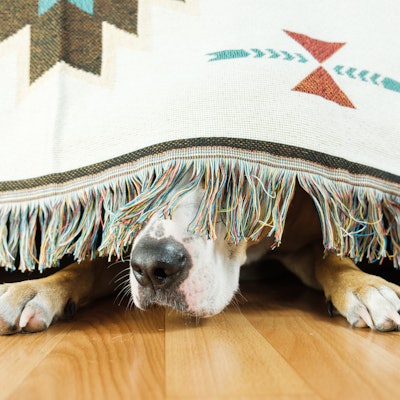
[326,300,335,318]
[63,299,77,319]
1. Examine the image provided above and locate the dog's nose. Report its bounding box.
[130,237,191,288]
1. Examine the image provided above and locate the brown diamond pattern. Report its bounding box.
[0,0,139,83]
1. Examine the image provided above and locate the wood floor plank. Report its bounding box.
[4,299,166,400]
[0,325,73,399]
[352,327,400,357]
[165,307,318,399]
[241,280,400,400]
[1,276,400,399]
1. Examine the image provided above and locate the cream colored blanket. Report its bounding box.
[0,0,399,271]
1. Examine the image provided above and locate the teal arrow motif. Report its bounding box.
[281,51,294,61]
[266,49,280,59]
[332,64,400,95]
[207,49,250,62]
[295,53,308,63]
[359,70,369,82]
[207,48,310,64]
[334,65,344,75]
[251,49,266,58]
[382,77,400,93]
[346,67,357,79]
[370,73,381,85]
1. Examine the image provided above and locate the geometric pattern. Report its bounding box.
[293,66,355,108]
[284,30,355,108]
[208,48,309,63]
[207,29,400,109]
[39,1,94,16]
[1,1,398,105]
[283,30,345,63]
[333,65,400,94]
[0,0,138,83]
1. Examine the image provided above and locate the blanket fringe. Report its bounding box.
[298,175,399,266]
[0,158,399,271]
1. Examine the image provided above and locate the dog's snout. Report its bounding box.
[130,237,191,288]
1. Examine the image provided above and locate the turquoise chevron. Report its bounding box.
[38,0,94,15]
[333,65,400,94]
[281,51,294,61]
[370,73,381,85]
[250,48,265,58]
[359,70,369,82]
[346,67,357,79]
[266,49,280,59]
[208,49,308,63]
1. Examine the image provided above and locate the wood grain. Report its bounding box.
[1,275,399,400]
[165,309,316,399]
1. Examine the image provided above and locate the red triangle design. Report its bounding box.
[284,30,346,63]
[293,67,355,108]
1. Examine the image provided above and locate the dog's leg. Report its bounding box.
[315,251,400,331]
[0,258,120,334]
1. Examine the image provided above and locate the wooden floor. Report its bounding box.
[1,271,399,400]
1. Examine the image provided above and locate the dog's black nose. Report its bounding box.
[130,237,191,288]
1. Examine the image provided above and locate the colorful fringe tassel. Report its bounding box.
[0,158,398,271]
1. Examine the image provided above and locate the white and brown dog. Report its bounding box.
[1,184,400,334]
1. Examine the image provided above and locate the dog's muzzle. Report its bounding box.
[130,236,191,291]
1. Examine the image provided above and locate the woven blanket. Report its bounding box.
[0,0,399,272]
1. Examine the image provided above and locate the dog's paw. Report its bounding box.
[330,277,400,331]
[0,282,75,335]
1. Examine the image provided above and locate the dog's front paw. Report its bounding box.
[316,254,400,332]
[330,278,400,331]
[0,282,75,335]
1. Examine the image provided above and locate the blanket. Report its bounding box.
[0,0,399,272]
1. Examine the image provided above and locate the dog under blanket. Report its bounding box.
[0,0,399,333]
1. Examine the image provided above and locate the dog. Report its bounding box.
[0,182,400,335]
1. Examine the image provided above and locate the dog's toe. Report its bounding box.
[344,285,400,331]
[0,317,19,335]
[19,301,51,333]
[0,282,67,335]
